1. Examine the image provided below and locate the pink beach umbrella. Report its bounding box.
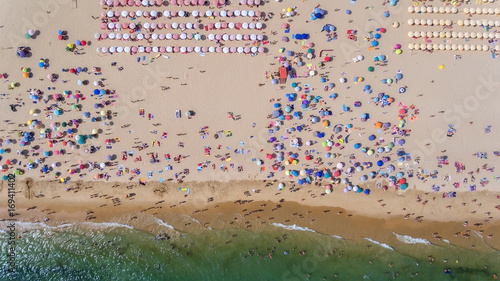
[229,34,235,40]
[240,0,245,4]
[135,0,141,6]
[128,0,134,5]
[258,46,264,53]
[255,0,260,5]
[100,0,106,5]
[255,10,261,18]
[130,22,136,29]
[230,46,236,53]
[122,22,129,29]
[144,11,150,17]
[173,46,180,52]
[159,33,166,39]
[131,46,138,53]
[179,23,186,29]
[216,46,222,53]
[113,0,119,7]
[243,34,249,40]
[164,23,171,29]
[116,33,122,39]
[130,33,137,39]
[145,46,152,53]
[247,0,253,5]
[170,0,176,4]
[218,0,225,5]
[187,46,194,52]
[101,23,107,30]
[207,22,214,30]
[221,22,228,29]
[160,46,166,52]
[177,0,182,6]
[215,33,222,40]
[249,22,256,29]
[198,0,204,5]
[101,33,108,39]
[114,10,120,17]
[156,0,163,5]
[144,33,151,39]
[120,0,127,5]
[227,10,233,17]
[201,46,208,52]
[235,22,242,29]
[173,33,179,40]
[212,0,217,5]
[101,47,108,53]
[184,0,190,5]
[129,11,135,17]
[190,0,196,5]
[171,11,177,17]
[158,22,165,29]
[244,46,250,53]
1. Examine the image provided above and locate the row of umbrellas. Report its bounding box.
[102,21,263,30]
[457,19,500,27]
[408,5,458,14]
[408,43,493,51]
[105,9,262,19]
[97,45,265,54]
[103,21,263,32]
[463,7,500,15]
[98,32,264,41]
[100,0,241,7]
[407,18,453,26]
[408,30,500,39]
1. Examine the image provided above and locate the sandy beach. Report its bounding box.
[1,0,500,279]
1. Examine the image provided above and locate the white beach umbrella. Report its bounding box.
[117,46,124,52]
[457,44,464,51]
[457,19,464,26]
[208,46,215,52]
[194,46,201,53]
[408,43,414,50]
[464,44,470,51]
[166,46,172,52]
[445,44,452,50]
[407,19,413,25]
[124,46,130,53]
[433,6,439,13]
[223,47,229,53]
[439,7,445,14]
[482,45,489,51]
[166,33,172,39]
[164,10,170,17]
[408,6,414,13]
[237,46,244,53]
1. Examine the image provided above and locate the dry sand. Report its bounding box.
[0,0,499,251]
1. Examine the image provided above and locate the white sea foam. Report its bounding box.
[472,230,483,238]
[81,222,134,230]
[271,223,316,233]
[331,235,343,240]
[393,233,431,245]
[153,218,175,230]
[443,239,450,244]
[364,238,394,251]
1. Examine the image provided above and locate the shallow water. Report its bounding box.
[1,221,499,281]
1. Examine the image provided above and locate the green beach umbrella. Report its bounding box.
[368,66,375,72]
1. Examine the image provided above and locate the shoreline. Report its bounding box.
[2,178,499,251]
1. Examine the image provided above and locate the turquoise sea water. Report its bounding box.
[1,222,499,281]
